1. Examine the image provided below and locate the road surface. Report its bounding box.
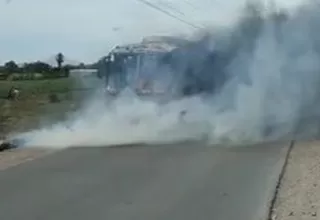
[0,141,290,220]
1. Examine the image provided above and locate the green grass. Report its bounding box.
[0,78,77,99]
[0,77,95,136]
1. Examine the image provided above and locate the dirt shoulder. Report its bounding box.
[272,140,320,220]
[0,148,55,171]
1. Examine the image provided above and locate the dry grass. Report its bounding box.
[0,78,91,136]
[0,98,75,135]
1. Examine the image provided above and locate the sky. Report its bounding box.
[0,0,305,65]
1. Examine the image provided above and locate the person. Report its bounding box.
[7,86,20,101]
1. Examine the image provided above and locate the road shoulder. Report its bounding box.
[272,140,320,220]
[0,148,54,171]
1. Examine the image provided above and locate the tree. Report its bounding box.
[23,61,52,73]
[79,62,85,69]
[55,53,65,69]
[4,60,19,73]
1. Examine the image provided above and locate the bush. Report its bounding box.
[48,93,60,103]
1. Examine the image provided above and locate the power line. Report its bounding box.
[157,0,186,16]
[181,0,201,11]
[135,0,203,30]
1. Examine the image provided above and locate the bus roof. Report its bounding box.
[109,36,190,55]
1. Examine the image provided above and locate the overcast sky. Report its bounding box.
[0,0,305,64]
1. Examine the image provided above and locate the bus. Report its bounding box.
[97,36,189,97]
[97,36,225,100]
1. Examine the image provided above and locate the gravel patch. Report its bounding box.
[272,140,320,220]
[0,148,55,171]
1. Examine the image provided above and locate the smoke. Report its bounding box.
[9,0,320,148]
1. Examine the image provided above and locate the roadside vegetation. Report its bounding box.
[0,53,99,137]
[0,78,75,99]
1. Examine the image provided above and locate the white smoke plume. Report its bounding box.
[9,0,320,148]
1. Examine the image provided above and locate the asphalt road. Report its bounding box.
[0,141,290,220]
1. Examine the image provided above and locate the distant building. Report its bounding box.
[69,69,98,78]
